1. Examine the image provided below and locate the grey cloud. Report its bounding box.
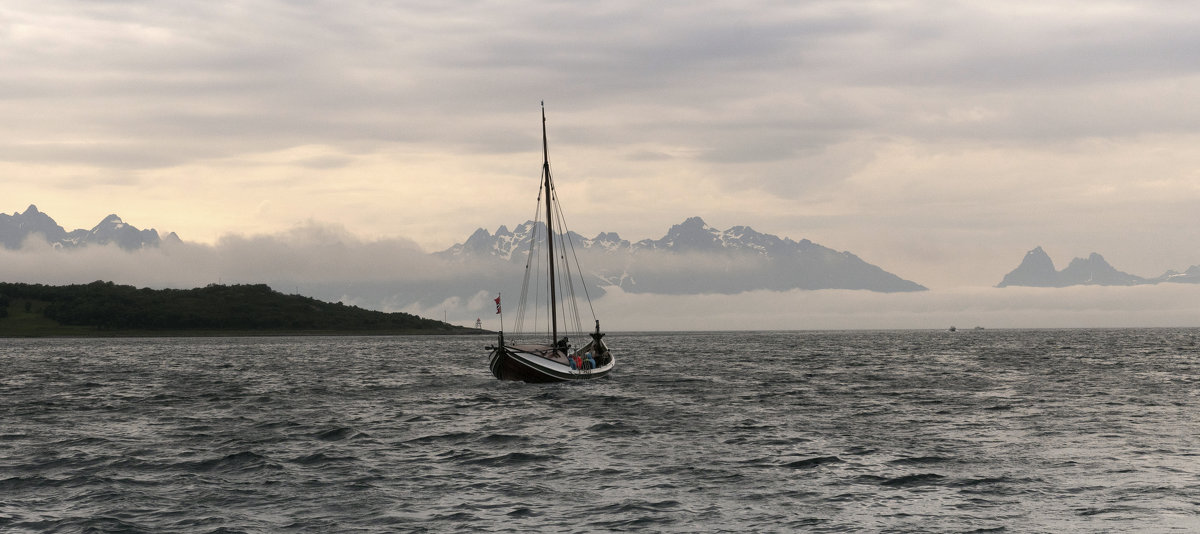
[295,155,355,169]
[0,219,487,299]
[4,0,1200,200]
[625,150,674,162]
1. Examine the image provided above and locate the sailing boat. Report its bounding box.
[486,104,615,382]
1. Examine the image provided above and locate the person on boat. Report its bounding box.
[584,352,596,370]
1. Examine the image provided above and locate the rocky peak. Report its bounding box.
[97,214,125,227]
[998,247,1145,287]
[2,204,68,248]
[997,246,1058,287]
[1,206,166,251]
[649,216,720,252]
[1059,252,1142,286]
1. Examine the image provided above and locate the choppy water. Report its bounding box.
[2,329,1199,532]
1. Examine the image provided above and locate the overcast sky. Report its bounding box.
[5,0,1200,327]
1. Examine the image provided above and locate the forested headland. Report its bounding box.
[0,281,478,336]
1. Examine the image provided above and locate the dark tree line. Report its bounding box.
[0,281,462,332]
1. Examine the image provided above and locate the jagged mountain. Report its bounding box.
[1057,253,1145,286]
[0,205,68,249]
[0,205,177,250]
[438,220,630,262]
[1152,265,1200,284]
[996,246,1060,287]
[441,216,927,293]
[996,247,1200,287]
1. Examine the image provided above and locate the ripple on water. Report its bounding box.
[2,330,1199,532]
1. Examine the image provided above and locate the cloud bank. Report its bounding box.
[4,0,1200,293]
[595,285,1200,331]
[3,221,1199,331]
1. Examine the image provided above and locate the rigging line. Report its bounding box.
[560,210,598,322]
[556,220,583,335]
[525,223,545,339]
[553,203,583,334]
[515,264,530,335]
[551,231,570,335]
[554,236,576,335]
[515,181,547,337]
[548,181,594,327]
[533,215,546,339]
[516,244,537,336]
[514,224,532,333]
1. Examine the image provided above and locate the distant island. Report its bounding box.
[997,246,1200,288]
[0,281,479,337]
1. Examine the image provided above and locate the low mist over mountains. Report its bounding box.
[12,205,1200,297]
[439,216,927,294]
[0,207,926,319]
[7,205,1200,328]
[997,246,1200,287]
[1,205,178,250]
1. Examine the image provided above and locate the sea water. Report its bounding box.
[2,329,1199,532]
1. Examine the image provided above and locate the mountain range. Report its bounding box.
[3,206,926,300]
[997,246,1200,287]
[21,204,1200,296]
[1,205,177,251]
[439,216,927,293]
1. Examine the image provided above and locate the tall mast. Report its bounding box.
[542,102,558,347]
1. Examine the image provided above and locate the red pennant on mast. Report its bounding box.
[494,295,501,314]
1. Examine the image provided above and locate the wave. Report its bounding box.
[315,427,365,441]
[879,473,947,487]
[783,456,843,469]
[888,455,954,465]
[5,330,1198,532]
[184,451,281,473]
[0,475,63,491]
[404,431,475,445]
[291,452,357,466]
[479,433,532,444]
[10,516,153,534]
[585,422,642,435]
[461,451,555,467]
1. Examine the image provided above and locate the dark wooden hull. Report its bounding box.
[489,345,614,383]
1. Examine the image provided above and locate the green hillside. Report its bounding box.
[0,281,478,336]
